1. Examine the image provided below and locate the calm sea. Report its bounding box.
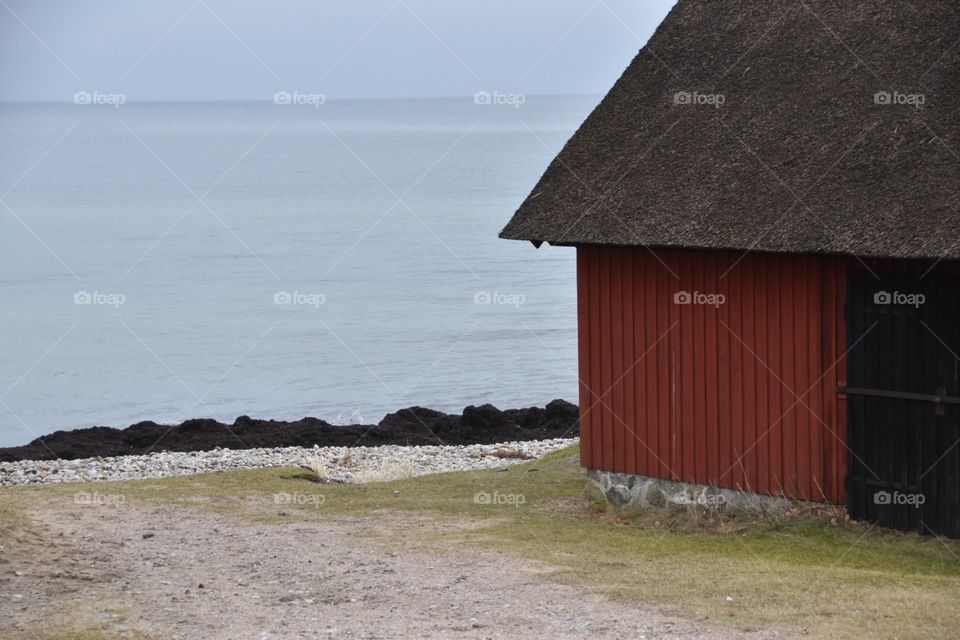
[0,96,594,447]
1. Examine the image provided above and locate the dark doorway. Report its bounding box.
[845,269,960,538]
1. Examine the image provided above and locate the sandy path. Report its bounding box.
[2,499,777,639]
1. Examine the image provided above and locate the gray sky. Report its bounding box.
[0,0,677,101]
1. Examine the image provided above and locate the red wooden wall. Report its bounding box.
[577,246,849,503]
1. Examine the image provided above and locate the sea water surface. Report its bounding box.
[0,96,593,447]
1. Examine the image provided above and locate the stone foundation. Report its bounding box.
[586,468,792,514]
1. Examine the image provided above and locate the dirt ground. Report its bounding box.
[0,499,780,639]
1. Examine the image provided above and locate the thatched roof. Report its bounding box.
[500,0,960,260]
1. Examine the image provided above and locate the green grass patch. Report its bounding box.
[3,446,959,639]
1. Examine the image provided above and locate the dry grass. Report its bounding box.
[349,458,419,483]
[3,446,959,639]
[296,459,333,482]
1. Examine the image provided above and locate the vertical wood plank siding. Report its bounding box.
[577,246,848,504]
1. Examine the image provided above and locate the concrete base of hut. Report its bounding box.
[586,468,792,515]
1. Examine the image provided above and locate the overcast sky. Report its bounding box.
[0,0,677,101]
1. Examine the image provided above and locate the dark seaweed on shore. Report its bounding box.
[0,400,579,462]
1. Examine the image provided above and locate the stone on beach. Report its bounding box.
[0,438,578,487]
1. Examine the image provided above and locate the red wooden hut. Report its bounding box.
[501,0,960,537]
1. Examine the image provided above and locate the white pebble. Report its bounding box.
[0,438,578,486]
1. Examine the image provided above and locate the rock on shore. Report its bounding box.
[0,400,579,462]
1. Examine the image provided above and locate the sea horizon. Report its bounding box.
[0,95,589,447]
[0,92,603,105]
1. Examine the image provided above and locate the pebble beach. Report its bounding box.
[0,438,578,486]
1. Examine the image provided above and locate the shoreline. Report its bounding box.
[0,438,578,486]
[0,399,579,463]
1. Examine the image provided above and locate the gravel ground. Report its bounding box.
[0,438,578,486]
[1,501,779,639]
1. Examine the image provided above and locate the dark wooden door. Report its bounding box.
[846,269,960,537]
